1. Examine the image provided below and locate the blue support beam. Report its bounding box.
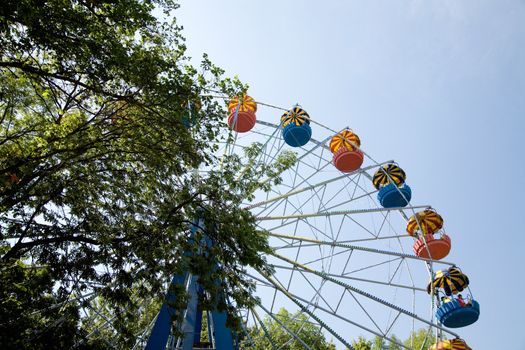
[211,310,235,350]
[180,275,199,350]
[145,219,236,350]
[194,310,203,345]
[145,274,186,350]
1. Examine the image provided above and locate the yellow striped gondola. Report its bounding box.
[429,338,472,350]
[427,267,469,296]
[280,106,310,128]
[329,129,361,153]
[406,209,444,236]
[228,95,257,113]
[372,163,406,190]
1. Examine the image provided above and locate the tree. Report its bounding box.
[1,0,296,347]
[372,335,386,350]
[241,308,336,350]
[352,329,437,350]
[352,336,372,350]
[0,253,108,349]
[388,335,402,350]
[403,329,436,350]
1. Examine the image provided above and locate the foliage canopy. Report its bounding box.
[0,0,296,347]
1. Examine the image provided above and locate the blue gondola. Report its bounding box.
[282,122,312,147]
[281,106,312,147]
[436,299,480,328]
[377,183,412,208]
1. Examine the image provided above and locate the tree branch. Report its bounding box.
[0,61,132,99]
[1,233,134,261]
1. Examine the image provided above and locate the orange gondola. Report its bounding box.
[227,95,257,132]
[329,130,363,172]
[407,209,450,260]
[413,234,451,260]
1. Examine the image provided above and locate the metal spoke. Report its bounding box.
[272,264,426,292]
[257,205,431,221]
[267,231,456,265]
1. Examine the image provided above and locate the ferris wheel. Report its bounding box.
[132,95,478,350]
[56,93,480,350]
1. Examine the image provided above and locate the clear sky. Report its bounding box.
[176,1,525,348]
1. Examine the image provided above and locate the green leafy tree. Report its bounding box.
[403,329,436,350]
[388,335,402,350]
[0,0,296,347]
[370,335,402,350]
[354,329,436,350]
[241,308,336,350]
[0,256,103,349]
[352,336,372,350]
[372,335,386,350]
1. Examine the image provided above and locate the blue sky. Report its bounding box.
[177,1,525,348]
